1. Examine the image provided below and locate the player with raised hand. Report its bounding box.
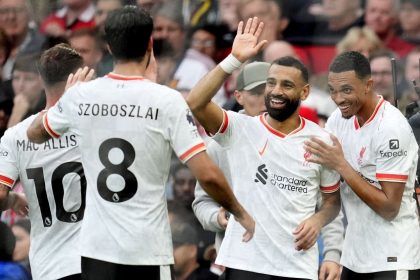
[27,6,254,280]
[187,17,341,280]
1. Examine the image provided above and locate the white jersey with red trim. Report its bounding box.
[214,111,340,279]
[44,73,205,265]
[326,97,420,273]
[0,114,84,280]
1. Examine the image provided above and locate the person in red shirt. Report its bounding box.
[40,0,96,37]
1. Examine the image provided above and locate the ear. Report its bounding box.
[147,37,153,53]
[365,78,373,94]
[234,90,244,105]
[300,84,310,101]
[278,18,289,33]
[106,44,112,55]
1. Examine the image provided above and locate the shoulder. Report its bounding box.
[4,114,38,139]
[380,102,411,132]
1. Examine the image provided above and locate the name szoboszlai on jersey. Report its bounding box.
[43,73,205,265]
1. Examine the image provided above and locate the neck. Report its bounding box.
[44,83,65,109]
[356,94,381,127]
[266,110,302,135]
[377,29,394,44]
[112,59,148,77]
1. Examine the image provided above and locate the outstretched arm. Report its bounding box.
[186,17,267,135]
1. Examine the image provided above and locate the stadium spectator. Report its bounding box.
[399,0,420,44]
[336,26,383,58]
[0,0,44,80]
[69,28,103,73]
[40,0,96,37]
[95,0,122,29]
[364,0,414,57]
[8,53,45,128]
[11,219,31,276]
[171,221,218,280]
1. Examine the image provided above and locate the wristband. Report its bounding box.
[219,54,242,74]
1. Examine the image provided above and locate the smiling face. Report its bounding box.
[264,64,309,122]
[328,70,372,119]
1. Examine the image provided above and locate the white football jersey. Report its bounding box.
[44,73,205,265]
[214,111,340,280]
[0,114,84,280]
[326,97,420,273]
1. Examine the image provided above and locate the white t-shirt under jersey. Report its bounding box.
[214,111,340,280]
[0,114,84,280]
[326,97,420,273]
[44,73,205,265]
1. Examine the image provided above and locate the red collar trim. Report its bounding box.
[354,96,384,130]
[106,73,146,81]
[259,113,305,138]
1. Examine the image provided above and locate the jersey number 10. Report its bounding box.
[26,162,87,227]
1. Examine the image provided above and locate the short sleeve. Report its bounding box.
[320,167,340,193]
[168,94,206,163]
[211,110,241,148]
[44,86,78,138]
[374,124,417,183]
[0,128,19,189]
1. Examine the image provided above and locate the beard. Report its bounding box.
[265,93,300,122]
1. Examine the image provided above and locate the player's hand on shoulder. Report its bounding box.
[293,216,322,251]
[319,260,341,280]
[65,66,95,91]
[231,17,268,63]
[304,134,345,170]
[217,207,229,229]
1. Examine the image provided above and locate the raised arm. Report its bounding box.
[186,17,267,135]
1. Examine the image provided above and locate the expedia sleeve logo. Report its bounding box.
[389,139,399,149]
[379,140,407,158]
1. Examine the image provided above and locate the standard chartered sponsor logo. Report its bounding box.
[270,174,308,193]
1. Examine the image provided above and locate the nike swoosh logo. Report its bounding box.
[258,139,268,156]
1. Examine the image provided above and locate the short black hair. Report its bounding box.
[330,51,371,80]
[104,6,153,61]
[271,56,309,83]
[37,43,83,87]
